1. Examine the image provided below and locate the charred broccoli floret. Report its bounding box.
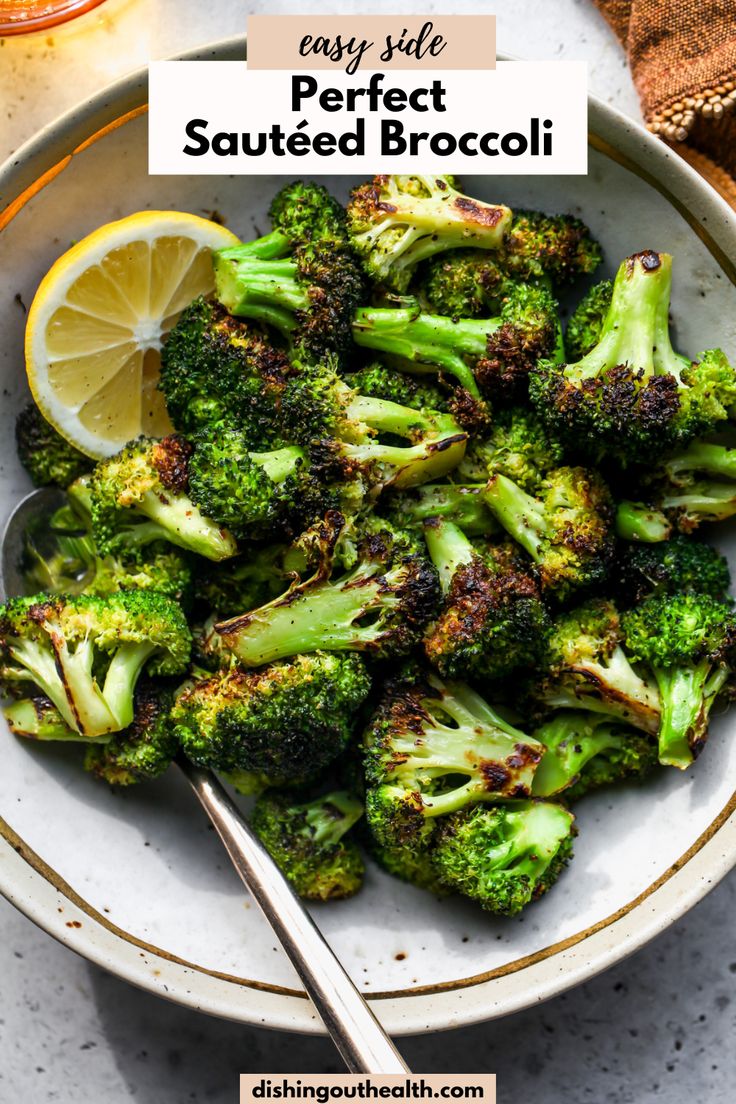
[215,511,440,666]
[417,212,601,317]
[159,297,291,442]
[214,181,364,362]
[281,360,467,493]
[531,711,658,799]
[84,680,177,785]
[347,174,511,292]
[623,593,736,769]
[352,284,560,400]
[346,361,449,412]
[90,436,237,562]
[364,791,447,895]
[0,591,190,738]
[565,280,613,361]
[21,478,192,605]
[251,789,365,901]
[456,404,564,491]
[616,440,736,539]
[482,466,614,601]
[422,519,550,681]
[172,651,371,786]
[530,251,736,464]
[15,402,93,488]
[363,672,544,838]
[533,599,661,734]
[614,534,731,606]
[432,800,575,915]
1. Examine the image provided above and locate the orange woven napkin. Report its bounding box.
[594,0,736,206]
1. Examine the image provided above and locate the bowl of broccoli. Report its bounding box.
[2,38,736,1038]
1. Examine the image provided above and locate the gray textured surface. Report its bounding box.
[1,0,734,1099]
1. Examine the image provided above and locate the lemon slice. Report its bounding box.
[25,211,240,459]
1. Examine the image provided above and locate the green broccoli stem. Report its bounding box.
[653,661,728,769]
[5,637,94,732]
[659,483,736,523]
[346,393,443,438]
[665,442,736,481]
[3,698,110,743]
[250,446,305,484]
[615,501,672,542]
[339,428,467,490]
[352,307,494,398]
[482,474,547,561]
[214,238,308,334]
[304,791,364,846]
[217,565,396,666]
[532,715,628,796]
[136,489,237,561]
[568,251,688,384]
[393,484,498,536]
[423,518,475,594]
[102,641,159,729]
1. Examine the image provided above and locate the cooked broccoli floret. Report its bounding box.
[15,402,92,488]
[251,789,365,901]
[0,591,190,738]
[482,466,614,601]
[352,283,560,400]
[533,599,661,734]
[531,711,658,799]
[565,280,613,361]
[281,360,467,494]
[172,651,371,786]
[21,478,192,605]
[417,213,601,317]
[363,672,544,840]
[347,174,512,292]
[215,511,440,666]
[188,425,336,541]
[214,182,364,362]
[364,792,448,895]
[90,436,237,562]
[617,440,736,538]
[84,680,177,785]
[623,593,736,769]
[614,534,731,606]
[346,361,449,412]
[159,297,291,442]
[384,483,499,537]
[432,800,575,915]
[422,519,550,681]
[456,404,564,491]
[530,251,736,464]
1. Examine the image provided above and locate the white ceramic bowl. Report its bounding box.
[2,39,736,1037]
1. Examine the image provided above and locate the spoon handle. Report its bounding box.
[176,758,410,1074]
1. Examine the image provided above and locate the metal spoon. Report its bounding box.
[1,488,409,1074]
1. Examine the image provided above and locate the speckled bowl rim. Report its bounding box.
[2,37,736,1037]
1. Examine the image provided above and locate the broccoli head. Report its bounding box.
[614,534,731,606]
[346,361,449,412]
[0,590,190,738]
[90,435,237,562]
[530,251,736,465]
[533,599,661,734]
[251,789,365,901]
[503,209,602,283]
[432,800,575,915]
[15,402,93,488]
[172,650,371,786]
[482,466,614,601]
[384,483,499,538]
[364,790,448,895]
[362,671,544,835]
[352,283,560,401]
[422,519,551,681]
[194,543,304,618]
[531,711,658,799]
[347,174,511,292]
[159,297,291,442]
[457,404,564,491]
[623,593,736,768]
[84,680,177,785]
[215,511,440,667]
